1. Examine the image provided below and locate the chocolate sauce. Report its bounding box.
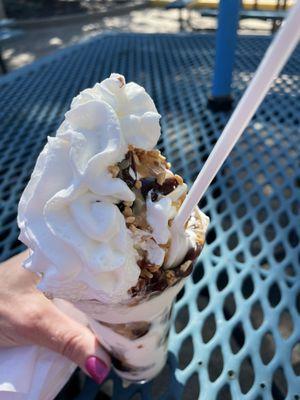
[110,348,154,373]
[183,243,203,263]
[140,177,158,199]
[140,177,178,201]
[157,177,178,195]
[99,320,151,340]
[117,151,137,188]
[129,242,203,298]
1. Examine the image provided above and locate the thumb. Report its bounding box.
[31,298,111,384]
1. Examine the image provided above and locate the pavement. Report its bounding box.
[1,8,272,72]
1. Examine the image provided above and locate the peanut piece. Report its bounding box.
[126,216,136,224]
[135,180,142,189]
[124,207,133,217]
[175,174,184,185]
[180,260,192,272]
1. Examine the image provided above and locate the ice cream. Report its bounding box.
[18,73,209,382]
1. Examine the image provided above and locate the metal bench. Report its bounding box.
[166,0,290,32]
[0,33,299,399]
[165,0,195,30]
[166,0,194,8]
[200,8,287,19]
[199,8,287,32]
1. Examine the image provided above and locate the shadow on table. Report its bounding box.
[56,352,185,400]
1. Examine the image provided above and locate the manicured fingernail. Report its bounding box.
[85,356,109,384]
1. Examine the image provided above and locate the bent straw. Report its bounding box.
[173,1,300,230]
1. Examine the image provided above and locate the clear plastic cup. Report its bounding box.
[75,280,185,383]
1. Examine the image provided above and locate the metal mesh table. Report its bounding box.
[0,33,299,400]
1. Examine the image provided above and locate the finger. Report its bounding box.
[23,299,111,384]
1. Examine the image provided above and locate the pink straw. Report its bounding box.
[173,1,300,230]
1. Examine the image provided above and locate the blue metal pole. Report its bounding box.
[208,0,241,111]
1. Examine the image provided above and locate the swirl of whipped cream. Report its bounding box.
[70,73,161,151]
[18,74,161,303]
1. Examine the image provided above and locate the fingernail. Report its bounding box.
[85,356,109,384]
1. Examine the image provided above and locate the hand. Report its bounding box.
[0,251,111,384]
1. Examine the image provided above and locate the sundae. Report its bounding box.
[18,74,209,382]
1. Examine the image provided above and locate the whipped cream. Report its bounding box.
[18,74,162,303]
[18,74,206,303]
[146,183,188,246]
[166,208,209,268]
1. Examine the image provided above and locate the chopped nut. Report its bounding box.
[149,149,160,157]
[136,148,146,157]
[135,180,142,189]
[165,270,175,278]
[124,201,133,207]
[158,153,166,161]
[126,216,136,224]
[141,269,153,279]
[147,264,161,273]
[175,174,184,185]
[157,172,166,186]
[124,207,133,217]
[132,153,141,165]
[166,162,171,169]
[165,270,177,285]
[180,260,192,272]
[108,165,120,178]
[195,234,205,246]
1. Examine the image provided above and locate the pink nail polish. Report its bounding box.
[85,356,109,384]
